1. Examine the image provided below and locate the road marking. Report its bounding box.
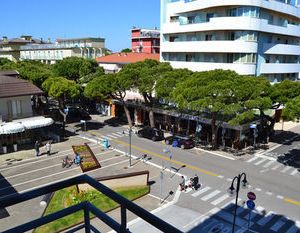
[281,166,292,173]
[246,157,259,163]
[193,147,235,160]
[257,211,276,226]
[218,175,224,179]
[201,190,221,201]
[286,221,300,233]
[271,164,282,170]
[276,195,284,199]
[255,188,262,192]
[263,160,275,168]
[106,134,117,139]
[254,158,267,165]
[211,194,229,206]
[284,198,300,206]
[192,186,211,197]
[266,191,273,196]
[226,178,233,182]
[115,132,124,136]
[290,169,298,176]
[112,133,122,137]
[270,217,287,232]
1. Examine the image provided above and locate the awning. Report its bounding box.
[17,116,54,130]
[0,122,25,135]
[0,116,54,135]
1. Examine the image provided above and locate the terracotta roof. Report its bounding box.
[0,72,43,98]
[96,52,160,64]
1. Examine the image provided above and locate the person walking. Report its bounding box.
[180,176,186,191]
[34,140,40,157]
[45,141,51,156]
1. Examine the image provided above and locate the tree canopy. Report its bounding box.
[283,96,300,121]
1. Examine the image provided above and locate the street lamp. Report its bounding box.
[163,147,172,171]
[123,126,132,167]
[228,172,248,233]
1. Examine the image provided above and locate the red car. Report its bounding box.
[165,135,194,149]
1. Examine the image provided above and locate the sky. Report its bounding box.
[0,0,160,52]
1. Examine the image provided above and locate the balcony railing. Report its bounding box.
[0,174,182,233]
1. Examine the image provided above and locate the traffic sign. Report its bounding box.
[247,192,256,200]
[246,200,255,210]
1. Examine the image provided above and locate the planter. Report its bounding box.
[13,144,18,152]
[2,146,7,154]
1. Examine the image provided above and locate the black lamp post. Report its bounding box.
[228,172,248,233]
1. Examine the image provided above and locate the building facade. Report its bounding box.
[131,27,160,54]
[160,0,300,82]
[20,37,105,64]
[0,35,47,62]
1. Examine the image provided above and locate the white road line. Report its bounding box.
[211,194,229,206]
[226,178,233,182]
[281,166,292,173]
[276,195,284,199]
[218,175,224,179]
[270,217,287,232]
[290,169,298,176]
[263,160,275,168]
[246,157,259,163]
[201,190,221,201]
[106,134,118,139]
[254,158,267,165]
[193,147,235,160]
[266,191,273,196]
[192,186,211,197]
[286,221,300,233]
[255,188,262,192]
[111,133,122,137]
[102,136,112,140]
[257,211,276,226]
[185,188,193,193]
[115,132,124,136]
[271,164,282,171]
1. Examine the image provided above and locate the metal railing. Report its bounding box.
[0,174,182,233]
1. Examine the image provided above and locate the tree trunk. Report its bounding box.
[123,105,133,127]
[149,110,155,128]
[211,113,218,149]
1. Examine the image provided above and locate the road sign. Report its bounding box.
[246,200,255,210]
[247,192,256,200]
[250,123,257,129]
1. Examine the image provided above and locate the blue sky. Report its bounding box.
[0,0,160,52]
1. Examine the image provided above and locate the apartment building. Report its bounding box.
[132,27,160,54]
[20,37,105,64]
[161,0,300,82]
[0,35,47,62]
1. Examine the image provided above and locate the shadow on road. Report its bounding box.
[270,130,300,146]
[0,173,18,219]
[277,149,300,170]
[187,202,299,233]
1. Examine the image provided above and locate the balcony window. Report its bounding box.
[170,16,179,23]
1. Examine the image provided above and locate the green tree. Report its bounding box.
[270,80,300,105]
[84,73,135,126]
[53,57,99,81]
[121,48,132,53]
[0,58,14,67]
[283,96,300,121]
[119,59,172,128]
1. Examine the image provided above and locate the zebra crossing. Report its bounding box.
[91,131,126,141]
[246,156,299,178]
[182,185,300,233]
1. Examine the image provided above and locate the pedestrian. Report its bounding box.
[180,176,186,191]
[192,174,199,190]
[34,140,40,157]
[45,141,51,156]
[74,153,81,165]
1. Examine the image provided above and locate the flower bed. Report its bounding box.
[72,143,101,172]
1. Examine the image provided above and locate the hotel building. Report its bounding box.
[161,0,300,82]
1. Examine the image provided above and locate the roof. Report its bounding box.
[0,70,19,76]
[56,37,105,42]
[0,38,45,45]
[0,71,43,98]
[96,52,160,64]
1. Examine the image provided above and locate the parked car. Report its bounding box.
[165,135,194,149]
[137,126,164,141]
[48,107,91,123]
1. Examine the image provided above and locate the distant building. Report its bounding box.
[0,35,47,62]
[20,37,106,64]
[131,27,160,54]
[96,52,160,73]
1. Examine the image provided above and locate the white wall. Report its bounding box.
[0,96,32,121]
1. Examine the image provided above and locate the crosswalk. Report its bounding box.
[182,185,300,233]
[246,156,299,178]
[90,131,126,141]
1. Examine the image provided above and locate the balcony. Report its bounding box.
[0,175,182,233]
[162,41,258,53]
[169,0,299,18]
[263,43,300,55]
[162,17,300,37]
[260,63,300,73]
[167,61,256,75]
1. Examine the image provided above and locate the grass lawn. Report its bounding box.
[35,185,149,233]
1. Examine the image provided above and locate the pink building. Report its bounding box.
[131,27,160,54]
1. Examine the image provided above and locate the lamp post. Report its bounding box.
[228,172,248,233]
[163,147,172,170]
[123,126,132,167]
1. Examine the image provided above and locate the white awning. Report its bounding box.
[0,122,25,135]
[18,116,54,130]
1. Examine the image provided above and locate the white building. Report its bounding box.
[160,0,300,82]
[20,37,105,64]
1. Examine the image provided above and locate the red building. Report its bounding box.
[131,27,160,54]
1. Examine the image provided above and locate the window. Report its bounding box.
[188,16,195,24]
[205,34,213,41]
[11,100,22,118]
[170,16,179,23]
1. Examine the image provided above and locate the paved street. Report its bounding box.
[0,120,300,232]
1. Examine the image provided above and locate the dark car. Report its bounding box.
[48,107,91,123]
[165,135,194,149]
[137,126,164,141]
